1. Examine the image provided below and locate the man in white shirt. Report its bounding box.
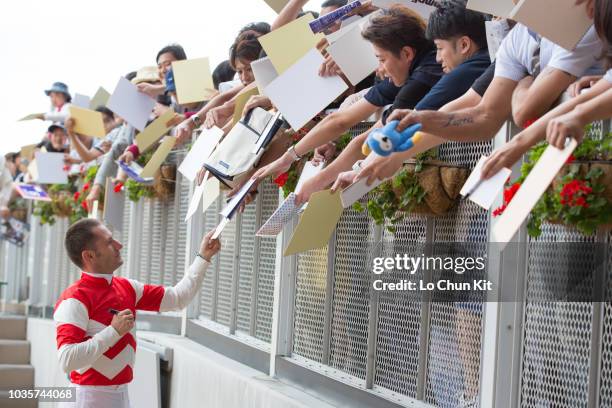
[54,219,220,407]
[312,20,606,194]
[374,22,604,160]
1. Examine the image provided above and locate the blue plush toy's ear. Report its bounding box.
[396,124,422,152]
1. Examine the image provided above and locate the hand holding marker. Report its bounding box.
[362,121,423,157]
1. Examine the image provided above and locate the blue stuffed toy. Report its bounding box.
[362,121,422,156]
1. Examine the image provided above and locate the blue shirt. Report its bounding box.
[414,49,491,110]
[364,46,443,108]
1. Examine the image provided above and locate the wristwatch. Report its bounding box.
[191,114,203,128]
[287,145,302,162]
[196,252,208,262]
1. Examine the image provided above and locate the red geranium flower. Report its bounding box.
[559,179,592,208]
[493,182,521,217]
[73,191,80,201]
[114,182,124,193]
[492,204,506,217]
[565,154,575,164]
[83,182,90,191]
[274,172,289,187]
[503,182,521,204]
[523,118,537,129]
[81,200,88,211]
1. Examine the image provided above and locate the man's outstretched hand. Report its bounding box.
[199,230,221,261]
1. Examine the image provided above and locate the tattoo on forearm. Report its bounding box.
[443,113,474,128]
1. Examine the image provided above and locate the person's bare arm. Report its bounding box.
[570,85,612,124]
[174,83,245,143]
[205,83,259,129]
[67,133,97,162]
[389,77,517,142]
[511,67,577,127]
[252,99,378,181]
[294,122,380,204]
[197,83,244,117]
[356,88,484,184]
[295,99,378,155]
[271,0,309,30]
[65,119,100,163]
[481,77,612,178]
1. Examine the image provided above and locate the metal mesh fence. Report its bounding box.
[598,230,612,407]
[253,180,279,342]
[328,197,373,380]
[200,195,220,319]
[293,245,329,362]
[374,215,428,398]
[5,119,612,408]
[520,224,595,408]
[237,200,257,333]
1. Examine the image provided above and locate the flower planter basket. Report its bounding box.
[398,160,469,216]
[544,160,612,230]
[357,158,469,232]
[51,191,73,217]
[154,164,176,199]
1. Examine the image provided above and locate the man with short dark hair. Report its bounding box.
[253,5,442,193]
[54,219,220,407]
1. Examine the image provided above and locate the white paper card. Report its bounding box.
[485,20,511,62]
[88,200,99,219]
[73,93,91,109]
[103,178,125,233]
[107,77,156,131]
[460,156,512,210]
[372,0,436,19]
[340,153,383,208]
[325,10,382,45]
[340,15,361,28]
[178,126,224,181]
[186,174,221,221]
[251,57,279,94]
[264,49,348,131]
[493,139,578,247]
[256,193,303,236]
[212,217,231,239]
[467,0,515,18]
[34,152,68,184]
[327,25,378,86]
[220,178,257,219]
[509,0,592,51]
[341,177,384,208]
[295,161,325,193]
[185,177,206,222]
[201,177,221,214]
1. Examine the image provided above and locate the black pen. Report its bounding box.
[463,177,484,200]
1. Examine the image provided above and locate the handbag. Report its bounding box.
[204,107,285,189]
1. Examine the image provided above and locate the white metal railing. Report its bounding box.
[1,120,610,408]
